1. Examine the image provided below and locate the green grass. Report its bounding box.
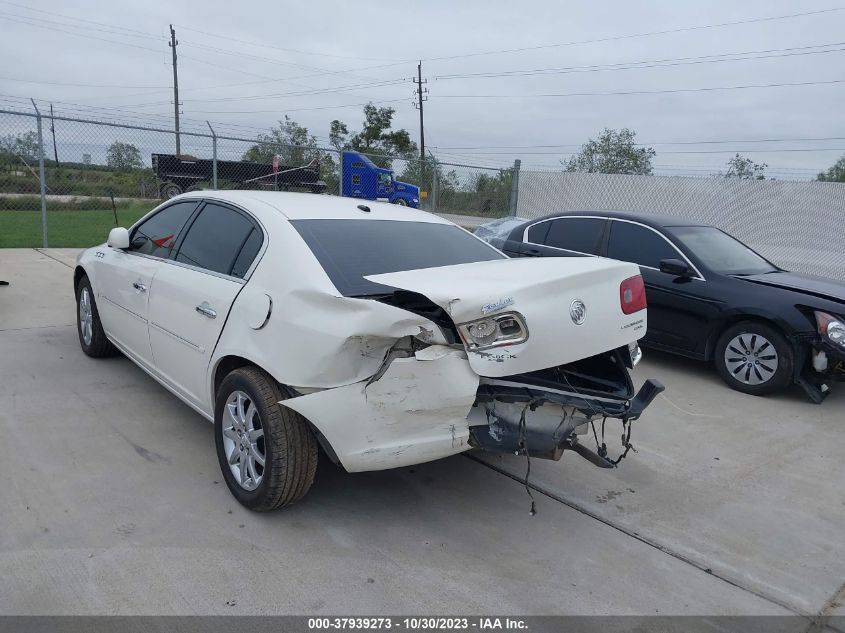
[0,205,154,248]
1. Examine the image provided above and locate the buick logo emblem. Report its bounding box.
[570,299,587,325]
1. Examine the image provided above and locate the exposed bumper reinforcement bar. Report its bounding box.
[469,378,665,466]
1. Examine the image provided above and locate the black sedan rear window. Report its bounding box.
[291,219,505,296]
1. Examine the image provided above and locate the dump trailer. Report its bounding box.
[152,153,327,199]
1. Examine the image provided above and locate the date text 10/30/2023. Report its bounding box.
[308,617,528,630]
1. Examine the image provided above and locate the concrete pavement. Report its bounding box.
[0,248,843,621]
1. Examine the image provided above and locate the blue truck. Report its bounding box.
[341,151,420,207]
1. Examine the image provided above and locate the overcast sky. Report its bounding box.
[2,0,844,179]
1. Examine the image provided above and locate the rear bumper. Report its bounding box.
[468,377,664,468]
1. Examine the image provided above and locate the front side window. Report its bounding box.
[378,173,392,186]
[129,201,198,258]
[669,226,776,275]
[607,221,679,269]
[292,219,505,296]
[544,217,605,254]
[175,203,260,277]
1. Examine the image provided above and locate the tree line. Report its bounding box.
[3,108,845,183]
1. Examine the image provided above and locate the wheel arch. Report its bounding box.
[210,354,342,465]
[73,265,87,292]
[704,312,795,361]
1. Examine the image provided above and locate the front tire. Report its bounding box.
[215,367,318,511]
[714,321,793,396]
[393,198,408,206]
[76,275,117,358]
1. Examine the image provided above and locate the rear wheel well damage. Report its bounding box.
[212,355,344,466]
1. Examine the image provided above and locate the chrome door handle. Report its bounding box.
[195,304,217,319]
[132,281,147,292]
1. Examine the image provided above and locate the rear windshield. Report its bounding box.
[291,219,505,296]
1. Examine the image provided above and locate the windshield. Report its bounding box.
[292,219,505,296]
[669,226,777,275]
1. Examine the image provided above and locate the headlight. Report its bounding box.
[457,311,528,351]
[815,311,845,347]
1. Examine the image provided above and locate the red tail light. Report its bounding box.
[620,275,647,314]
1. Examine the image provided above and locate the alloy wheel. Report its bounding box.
[79,287,93,346]
[221,390,266,491]
[723,333,779,386]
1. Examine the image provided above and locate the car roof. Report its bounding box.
[524,209,708,229]
[175,190,450,224]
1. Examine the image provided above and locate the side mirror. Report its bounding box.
[107,227,130,249]
[659,258,692,277]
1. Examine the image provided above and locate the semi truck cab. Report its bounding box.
[342,151,420,208]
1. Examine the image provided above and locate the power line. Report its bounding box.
[186,99,409,115]
[0,1,160,38]
[437,78,845,99]
[173,24,398,62]
[175,78,410,104]
[0,76,171,89]
[434,136,845,150]
[0,13,164,53]
[421,6,845,62]
[439,147,845,155]
[433,42,845,80]
[178,39,388,85]
[0,9,160,41]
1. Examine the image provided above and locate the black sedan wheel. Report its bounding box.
[714,321,793,395]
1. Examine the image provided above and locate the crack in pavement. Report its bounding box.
[466,453,816,620]
[34,248,75,269]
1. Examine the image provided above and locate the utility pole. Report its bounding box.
[49,103,58,164]
[414,61,427,160]
[169,24,181,156]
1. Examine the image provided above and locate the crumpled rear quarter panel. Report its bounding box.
[280,346,479,471]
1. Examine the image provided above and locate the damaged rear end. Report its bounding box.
[367,257,664,470]
[281,218,663,473]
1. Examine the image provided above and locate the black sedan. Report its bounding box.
[477,211,845,401]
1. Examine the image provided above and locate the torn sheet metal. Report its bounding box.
[217,285,450,390]
[366,257,646,378]
[281,346,479,472]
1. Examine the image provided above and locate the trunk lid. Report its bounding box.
[366,257,647,377]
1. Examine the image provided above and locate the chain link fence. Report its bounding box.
[0,108,514,247]
[517,170,845,281]
[6,104,841,280]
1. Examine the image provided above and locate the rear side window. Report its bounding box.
[544,217,605,253]
[175,203,260,277]
[129,201,198,258]
[527,220,551,244]
[230,229,263,279]
[607,221,678,269]
[292,219,504,296]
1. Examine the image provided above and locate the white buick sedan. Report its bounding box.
[75,191,662,511]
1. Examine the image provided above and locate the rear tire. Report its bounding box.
[160,181,182,199]
[215,367,318,511]
[76,275,117,358]
[714,321,793,396]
